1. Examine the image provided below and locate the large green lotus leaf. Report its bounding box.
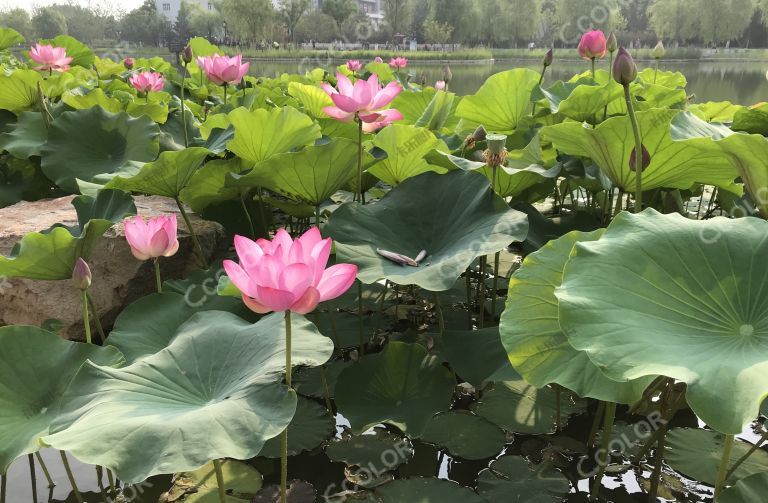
[0,70,42,113]
[665,428,768,486]
[40,107,160,192]
[0,157,53,208]
[0,111,47,158]
[287,82,333,118]
[324,170,529,291]
[45,311,332,483]
[188,36,221,57]
[126,101,169,124]
[106,147,210,198]
[471,379,585,434]
[414,90,459,132]
[716,472,768,503]
[689,101,744,123]
[549,80,624,123]
[732,103,768,135]
[62,88,123,113]
[419,411,505,460]
[556,209,768,434]
[372,478,485,502]
[0,189,136,279]
[257,396,334,458]
[179,157,249,212]
[325,428,414,472]
[500,228,655,403]
[335,342,455,436]
[226,106,321,164]
[368,125,449,185]
[542,108,740,193]
[163,459,261,502]
[670,111,768,217]
[0,325,124,474]
[477,455,571,503]
[391,89,435,124]
[637,68,687,89]
[456,69,541,133]
[440,327,520,387]
[633,82,688,110]
[0,27,23,50]
[38,35,94,68]
[228,138,358,205]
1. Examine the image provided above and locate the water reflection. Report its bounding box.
[249,59,768,105]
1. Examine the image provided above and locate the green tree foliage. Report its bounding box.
[32,8,68,39]
[217,0,276,44]
[555,0,626,44]
[321,0,359,33]
[295,10,338,42]
[423,19,453,44]
[1,9,34,41]
[278,0,311,44]
[119,0,167,46]
[188,2,223,39]
[649,0,755,46]
[383,0,411,38]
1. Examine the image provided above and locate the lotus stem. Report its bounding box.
[106,469,116,498]
[319,365,334,418]
[554,385,561,432]
[648,380,673,501]
[315,204,321,228]
[478,256,487,329]
[380,281,388,314]
[174,198,208,268]
[256,188,270,235]
[633,392,687,464]
[223,82,228,104]
[654,59,659,84]
[85,292,106,343]
[623,85,643,213]
[281,310,293,503]
[213,459,227,503]
[434,293,445,335]
[81,290,92,345]
[60,451,84,503]
[603,52,613,121]
[491,251,500,319]
[356,118,365,205]
[153,259,162,294]
[240,191,256,239]
[726,429,768,479]
[465,269,473,329]
[591,57,596,85]
[34,452,54,488]
[714,434,735,496]
[587,401,606,447]
[1,472,6,503]
[590,402,617,499]
[28,454,38,503]
[531,63,547,116]
[181,62,189,148]
[357,281,365,355]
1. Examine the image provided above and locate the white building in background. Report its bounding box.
[154,0,216,23]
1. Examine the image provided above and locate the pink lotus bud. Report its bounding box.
[435,80,446,90]
[346,60,362,72]
[124,215,180,261]
[629,144,651,172]
[543,48,554,67]
[612,47,637,86]
[182,45,193,64]
[389,57,408,70]
[123,57,134,70]
[652,41,666,59]
[72,258,92,290]
[578,30,608,60]
[373,57,383,63]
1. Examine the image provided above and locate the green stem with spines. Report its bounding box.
[624,85,643,213]
[34,452,53,488]
[154,259,162,293]
[85,292,106,343]
[28,454,37,503]
[357,281,365,355]
[357,117,365,204]
[81,290,92,344]
[714,434,735,496]
[181,62,189,147]
[175,198,208,268]
[281,310,293,503]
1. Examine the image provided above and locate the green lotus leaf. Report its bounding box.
[163,459,261,503]
[0,111,47,158]
[163,267,259,319]
[500,228,655,403]
[419,411,505,460]
[633,82,688,110]
[688,101,744,123]
[456,69,541,133]
[637,68,686,89]
[40,107,160,192]
[38,35,94,68]
[258,396,335,458]
[188,36,220,58]
[287,82,333,118]
[126,101,169,124]
[477,455,570,503]
[324,170,529,291]
[0,157,54,208]
[179,158,249,212]
[471,379,585,434]
[414,90,459,132]
[556,209,768,434]
[549,79,624,123]
[106,147,210,199]
[716,472,768,503]
[335,342,455,436]
[542,108,740,193]
[391,89,444,127]
[0,325,124,474]
[228,138,359,205]
[61,88,123,113]
[372,478,485,503]
[440,327,520,387]
[226,106,321,164]
[367,125,449,185]
[732,103,768,135]
[665,428,768,486]
[0,70,42,114]
[0,189,136,280]
[670,111,768,217]
[0,27,24,50]
[45,310,331,483]
[324,428,414,472]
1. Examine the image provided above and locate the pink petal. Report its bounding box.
[309,238,332,285]
[256,285,295,312]
[242,294,273,314]
[298,227,322,252]
[322,106,354,121]
[223,260,258,298]
[279,263,313,298]
[316,264,358,302]
[371,81,402,110]
[290,286,320,314]
[336,73,353,96]
[234,234,264,270]
[331,93,363,114]
[146,230,170,258]
[321,83,337,96]
[352,78,373,109]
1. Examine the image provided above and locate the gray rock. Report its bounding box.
[0,195,226,340]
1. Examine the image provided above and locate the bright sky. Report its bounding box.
[0,0,144,15]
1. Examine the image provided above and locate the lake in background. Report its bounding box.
[250,59,768,106]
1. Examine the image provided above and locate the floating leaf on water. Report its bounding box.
[418,410,506,460]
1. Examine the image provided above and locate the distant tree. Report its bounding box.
[119,0,166,45]
[321,0,358,33]
[429,0,477,44]
[423,18,453,44]
[409,0,430,41]
[278,0,310,44]
[555,0,626,45]
[294,10,337,42]
[694,0,755,46]
[52,4,113,43]
[32,8,68,39]
[188,3,223,39]
[382,0,411,38]
[217,0,275,44]
[0,9,34,41]
[620,0,651,34]
[174,1,193,41]
[504,0,541,46]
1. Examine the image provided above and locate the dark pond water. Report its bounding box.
[249,59,768,105]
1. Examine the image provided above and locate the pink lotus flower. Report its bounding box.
[124,215,179,261]
[129,71,165,93]
[29,43,73,72]
[373,57,383,63]
[223,227,358,315]
[197,53,250,86]
[321,73,403,124]
[435,80,446,90]
[389,57,408,69]
[578,30,608,60]
[123,57,134,70]
[346,60,362,72]
[362,109,402,133]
